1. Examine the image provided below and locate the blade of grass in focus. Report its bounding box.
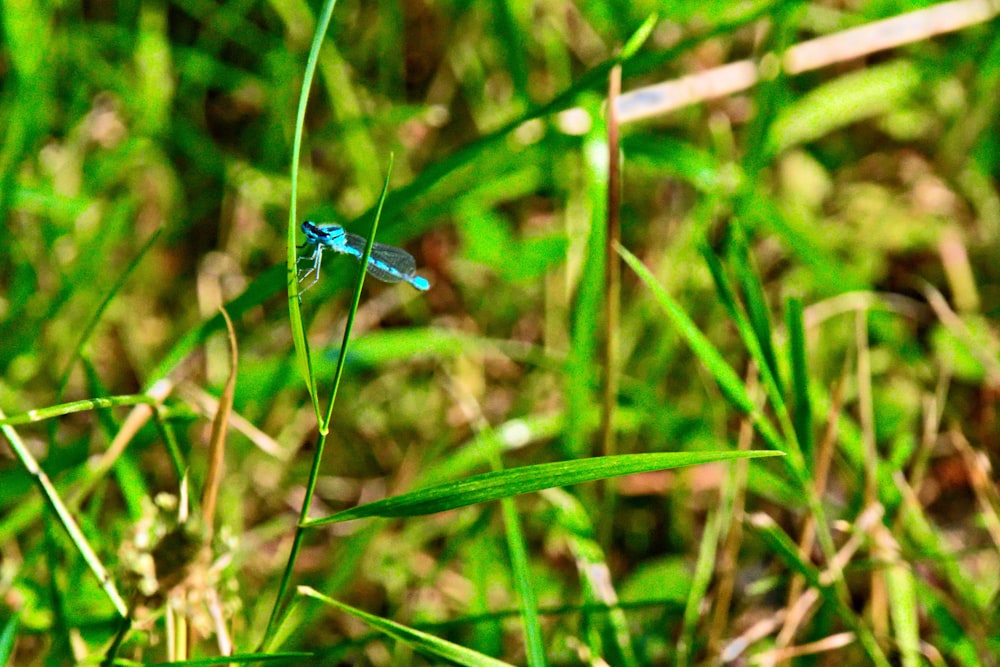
[305,451,783,525]
[297,586,516,667]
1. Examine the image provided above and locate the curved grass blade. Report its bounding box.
[766,59,921,155]
[285,0,341,419]
[305,451,782,526]
[619,13,657,60]
[728,223,785,398]
[297,586,517,667]
[263,0,340,648]
[318,158,393,432]
[201,307,237,535]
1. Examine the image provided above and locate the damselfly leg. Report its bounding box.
[296,245,324,294]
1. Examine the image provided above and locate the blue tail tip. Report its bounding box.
[410,276,430,291]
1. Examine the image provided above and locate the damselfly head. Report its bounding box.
[301,220,346,247]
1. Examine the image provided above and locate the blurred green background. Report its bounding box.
[2,0,1000,664]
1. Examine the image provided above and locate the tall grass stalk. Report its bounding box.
[261,0,341,646]
[263,164,394,647]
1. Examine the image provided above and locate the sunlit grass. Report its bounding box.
[1,1,999,666]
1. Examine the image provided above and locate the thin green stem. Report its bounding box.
[263,157,394,650]
[264,0,340,646]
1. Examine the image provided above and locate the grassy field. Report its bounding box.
[2,0,1000,665]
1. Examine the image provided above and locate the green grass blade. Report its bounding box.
[677,504,723,667]
[543,488,637,667]
[728,223,785,398]
[0,394,157,426]
[263,0,340,647]
[623,134,725,193]
[766,59,922,155]
[117,652,316,665]
[345,327,555,368]
[916,578,987,666]
[499,495,546,667]
[785,296,813,460]
[491,0,530,101]
[616,242,785,453]
[265,156,395,651]
[0,0,53,220]
[289,296,318,420]
[700,240,789,413]
[319,155,394,432]
[699,242,749,326]
[0,611,19,665]
[564,102,607,457]
[884,550,921,667]
[749,512,890,667]
[722,224,807,469]
[305,451,782,526]
[618,13,657,60]
[298,586,516,667]
[747,513,824,589]
[0,413,128,619]
[285,0,340,421]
